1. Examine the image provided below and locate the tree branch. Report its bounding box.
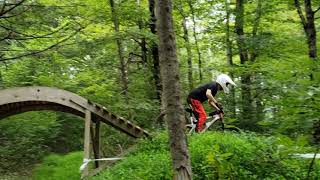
[0,31,12,41]
[0,5,31,19]
[0,28,82,62]
[0,24,31,37]
[306,147,319,179]
[0,0,26,17]
[294,0,307,28]
[129,52,142,58]
[314,6,320,14]
[152,110,167,125]
[0,23,69,41]
[175,0,186,19]
[0,0,7,15]
[10,3,87,8]
[0,49,27,52]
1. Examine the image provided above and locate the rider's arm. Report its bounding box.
[206,89,224,118]
[206,89,220,111]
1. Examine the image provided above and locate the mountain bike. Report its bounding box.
[185,108,240,134]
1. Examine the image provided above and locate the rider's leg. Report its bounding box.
[189,98,207,132]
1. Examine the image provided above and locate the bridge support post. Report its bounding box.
[91,120,100,168]
[82,109,91,179]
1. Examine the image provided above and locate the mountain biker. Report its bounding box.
[187,74,236,133]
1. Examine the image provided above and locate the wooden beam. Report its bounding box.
[91,120,100,168]
[82,110,91,179]
[95,120,100,167]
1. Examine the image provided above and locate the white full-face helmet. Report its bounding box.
[215,74,236,94]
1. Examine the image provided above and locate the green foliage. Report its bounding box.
[89,131,320,179]
[0,112,84,175]
[51,114,84,153]
[0,112,60,174]
[32,152,82,180]
[256,54,320,138]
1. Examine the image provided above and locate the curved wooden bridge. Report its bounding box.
[0,86,150,178]
[0,86,149,138]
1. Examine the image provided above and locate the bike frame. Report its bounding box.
[186,110,222,134]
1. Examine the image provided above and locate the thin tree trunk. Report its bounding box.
[225,0,236,118]
[0,69,3,89]
[250,0,262,62]
[148,0,162,101]
[240,74,254,130]
[294,0,317,59]
[109,0,129,101]
[156,0,192,179]
[140,39,148,65]
[177,3,193,90]
[137,0,148,65]
[229,73,236,119]
[187,0,202,81]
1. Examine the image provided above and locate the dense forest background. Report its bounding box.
[0,0,319,178]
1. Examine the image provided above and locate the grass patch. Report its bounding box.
[32,152,82,180]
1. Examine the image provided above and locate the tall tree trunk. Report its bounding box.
[148,0,162,101]
[294,0,318,59]
[304,0,317,59]
[251,0,264,127]
[235,0,254,130]
[240,74,254,130]
[187,0,202,81]
[225,0,233,67]
[225,0,236,118]
[177,3,193,90]
[156,0,192,179]
[0,68,2,88]
[183,19,194,90]
[109,0,129,101]
[254,74,264,125]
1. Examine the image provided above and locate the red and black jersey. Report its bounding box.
[188,82,218,103]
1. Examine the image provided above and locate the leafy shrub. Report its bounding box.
[189,132,319,179]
